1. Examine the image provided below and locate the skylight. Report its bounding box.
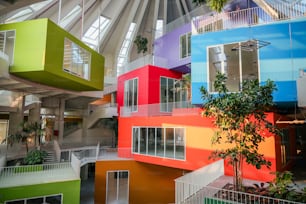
[155,19,163,39]
[5,0,52,23]
[59,4,82,28]
[117,22,137,73]
[82,16,110,50]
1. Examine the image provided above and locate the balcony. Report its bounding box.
[175,160,305,204]
[192,1,306,35]
[0,162,78,188]
[120,102,201,117]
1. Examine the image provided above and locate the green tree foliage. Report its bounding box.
[192,0,229,12]
[23,149,47,165]
[2,121,44,153]
[134,35,148,54]
[200,72,280,191]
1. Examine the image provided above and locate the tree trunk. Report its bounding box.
[233,154,243,191]
[25,142,29,153]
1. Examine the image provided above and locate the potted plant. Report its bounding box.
[23,149,47,165]
[134,35,148,54]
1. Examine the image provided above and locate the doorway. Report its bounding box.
[106,170,129,204]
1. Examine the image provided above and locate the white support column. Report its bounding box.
[8,94,24,135]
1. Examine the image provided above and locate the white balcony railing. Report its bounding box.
[180,185,304,204]
[0,162,77,188]
[118,54,169,76]
[120,102,200,117]
[175,160,224,203]
[60,144,133,165]
[0,162,71,177]
[192,2,306,35]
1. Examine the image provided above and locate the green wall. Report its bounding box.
[0,18,104,91]
[0,179,80,204]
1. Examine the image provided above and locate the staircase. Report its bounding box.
[44,151,56,163]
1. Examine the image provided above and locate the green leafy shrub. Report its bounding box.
[23,149,47,165]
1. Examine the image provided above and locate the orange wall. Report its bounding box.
[95,160,185,204]
[118,112,281,181]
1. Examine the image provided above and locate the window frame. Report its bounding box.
[179,32,191,59]
[207,41,260,93]
[124,77,138,112]
[63,38,91,80]
[132,126,186,160]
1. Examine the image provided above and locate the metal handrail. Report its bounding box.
[192,2,306,35]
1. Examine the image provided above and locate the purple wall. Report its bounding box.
[153,23,191,72]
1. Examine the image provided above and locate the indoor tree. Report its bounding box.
[192,0,229,12]
[3,121,44,153]
[200,72,280,191]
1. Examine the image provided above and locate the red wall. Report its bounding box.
[118,111,281,181]
[116,65,295,182]
[117,65,182,112]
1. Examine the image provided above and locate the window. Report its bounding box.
[5,194,62,204]
[117,23,137,75]
[281,129,290,166]
[63,38,91,80]
[124,78,138,112]
[160,77,186,112]
[132,126,185,160]
[155,19,163,39]
[60,5,82,28]
[4,0,53,23]
[0,30,16,65]
[208,42,259,92]
[82,15,110,50]
[180,32,191,59]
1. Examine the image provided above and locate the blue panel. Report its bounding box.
[269,80,297,103]
[192,82,207,105]
[192,81,296,105]
[191,62,207,82]
[191,18,306,104]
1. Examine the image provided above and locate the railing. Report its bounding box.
[60,144,133,165]
[118,54,169,76]
[182,185,304,204]
[175,160,224,203]
[165,4,213,34]
[60,145,98,162]
[0,162,71,177]
[120,101,200,117]
[192,2,306,35]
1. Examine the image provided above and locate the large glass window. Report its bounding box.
[117,23,136,75]
[82,15,111,50]
[132,127,185,160]
[180,32,191,59]
[0,30,16,65]
[63,38,91,80]
[59,5,82,29]
[124,78,138,112]
[208,42,259,92]
[155,19,163,39]
[4,0,53,23]
[160,77,186,112]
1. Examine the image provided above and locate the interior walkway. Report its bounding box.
[81,177,94,204]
